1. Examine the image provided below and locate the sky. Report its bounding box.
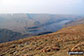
[0,0,84,15]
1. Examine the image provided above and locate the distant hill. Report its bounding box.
[0,14,83,34]
[0,24,84,56]
[0,14,84,43]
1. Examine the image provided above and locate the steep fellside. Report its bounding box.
[0,24,84,56]
[0,29,35,43]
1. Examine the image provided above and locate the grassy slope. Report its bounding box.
[0,24,84,56]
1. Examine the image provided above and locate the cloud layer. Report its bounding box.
[0,0,84,15]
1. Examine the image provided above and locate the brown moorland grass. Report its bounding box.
[0,24,84,56]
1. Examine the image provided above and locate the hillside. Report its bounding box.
[0,29,35,43]
[0,24,84,56]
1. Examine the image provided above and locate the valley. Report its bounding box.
[0,14,83,43]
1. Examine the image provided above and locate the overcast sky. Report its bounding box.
[0,0,84,15]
